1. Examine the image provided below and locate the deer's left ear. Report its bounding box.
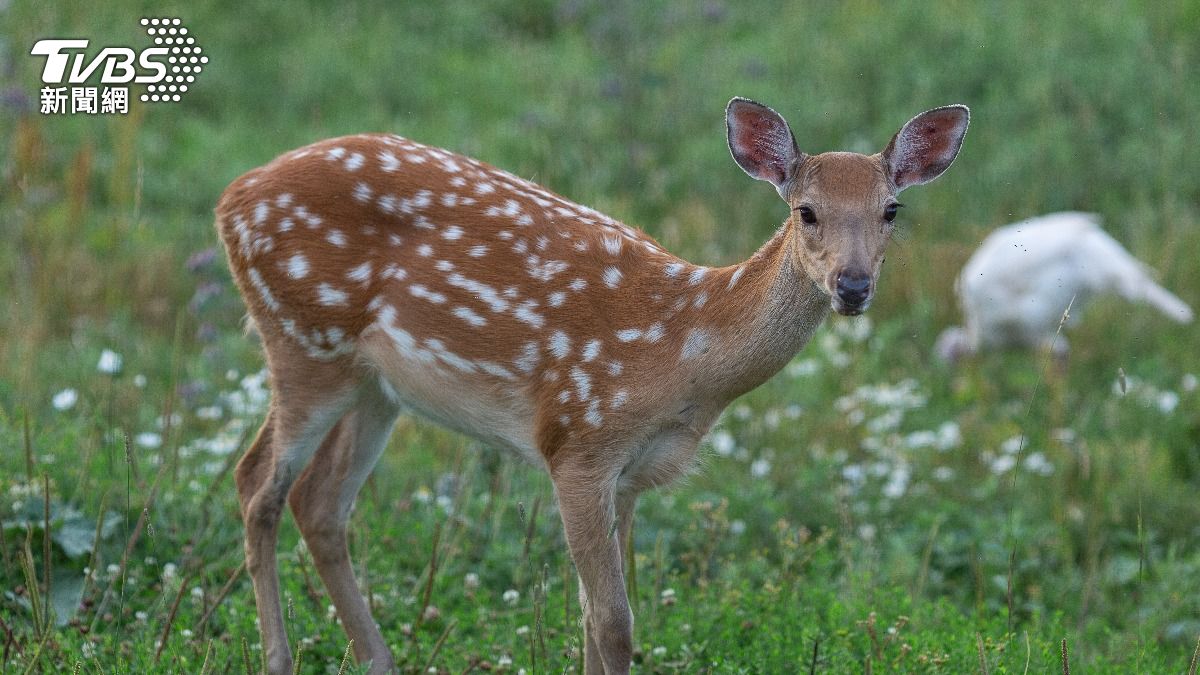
[726,97,804,196]
[882,105,970,192]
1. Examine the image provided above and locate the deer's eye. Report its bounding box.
[883,203,902,222]
[795,205,817,225]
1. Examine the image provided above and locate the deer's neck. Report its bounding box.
[667,223,829,402]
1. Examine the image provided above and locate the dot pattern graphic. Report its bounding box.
[138,18,206,104]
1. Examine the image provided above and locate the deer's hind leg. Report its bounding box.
[288,378,401,673]
[235,351,363,675]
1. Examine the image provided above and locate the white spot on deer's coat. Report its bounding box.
[247,268,280,312]
[558,390,571,404]
[475,181,495,195]
[681,328,711,360]
[378,151,400,172]
[275,193,293,208]
[426,338,475,373]
[515,341,540,374]
[380,264,408,281]
[689,268,707,285]
[409,284,447,304]
[417,244,434,257]
[388,234,403,247]
[570,366,592,400]
[584,400,602,427]
[353,182,372,203]
[728,266,745,289]
[286,254,309,279]
[468,244,489,257]
[326,147,346,160]
[693,292,708,308]
[616,328,642,342]
[278,217,294,232]
[607,361,624,376]
[441,225,464,241]
[603,266,623,288]
[326,230,348,247]
[446,273,507,312]
[435,260,454,272]
[548,291,567,307]
[441,193,459,207]
[254,201,269,225]
[453,306,487,327]
[317,283,349,306]
[645,322,665,343]
[549,330,571,360]
[477,361,515,380]
[514,300,545,328]
[345,152,365,171]
[582,339,601,362]
[378,194,397,213]
[664,262,684,278]
[611,390,628,409]
[569,278,587,292]
[346,261,373,284]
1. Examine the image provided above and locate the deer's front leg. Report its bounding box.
[553,462,633,675]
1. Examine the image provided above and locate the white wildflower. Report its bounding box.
[464,572,480,590]
[709,430,735,457]
[515,625,530,636]
[412,486,433,504]
[651,646,668,657]
[195,406,223,420]
[989,454,1016,475]
[904,430,938,449]
[1157,391,1179,414]
[97,349,123,374]
[882,465,911,499]
[52,388,78,411]
[1023,452,1054,476]
[932,466,956,482]
[133,374,147,388]
[935,421,962,450]
[136,432,163,449]
[1000,435,1024,455]
[787,358,819,377]
[502,589,520,605]
[750,458,771,478]
[1182,373,1198,393]
[842,464,866,485]
[729,519,746,535]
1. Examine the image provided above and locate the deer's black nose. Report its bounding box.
[835,270,872,308]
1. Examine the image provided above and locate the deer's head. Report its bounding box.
[727,98,969,315]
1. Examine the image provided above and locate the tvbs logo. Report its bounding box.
[32,18,206,114]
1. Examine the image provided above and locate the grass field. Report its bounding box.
[2,1,1200,672]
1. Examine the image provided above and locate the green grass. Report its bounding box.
[3,0,1200,672]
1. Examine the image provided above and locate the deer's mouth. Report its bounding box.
[831,295,872,316]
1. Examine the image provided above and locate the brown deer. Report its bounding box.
[216,98,968,674]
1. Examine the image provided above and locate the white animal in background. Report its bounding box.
[936,211,1193,361]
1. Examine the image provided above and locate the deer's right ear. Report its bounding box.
[726,97,803,195]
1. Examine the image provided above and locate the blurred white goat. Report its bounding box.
[936,212,1193,361]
